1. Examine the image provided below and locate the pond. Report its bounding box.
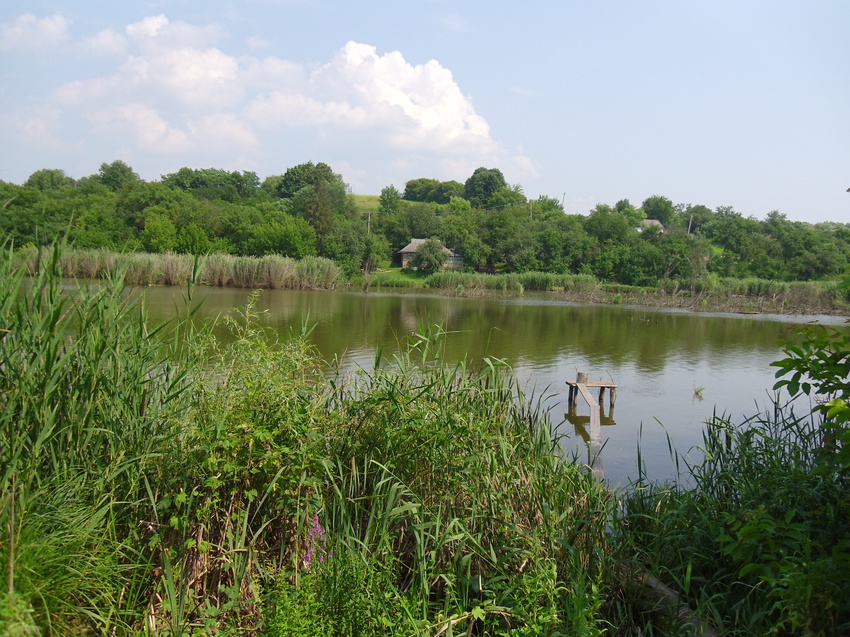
[141,285,844,487]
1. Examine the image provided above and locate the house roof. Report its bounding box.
[641,219,664,229]
[397,238,458,257]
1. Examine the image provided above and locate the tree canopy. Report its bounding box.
[5,160,850,287]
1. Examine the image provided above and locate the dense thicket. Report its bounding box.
[3,160,849,284]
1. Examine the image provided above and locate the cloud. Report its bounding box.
[83,29,127,56]
[96,103,191,153]
[17,14,528,188]
[247,41,497,155]
[246,35,270,50]
[125,15,226,50]
[0,13,70,51]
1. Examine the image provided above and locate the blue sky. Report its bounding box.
[1,0,847,222]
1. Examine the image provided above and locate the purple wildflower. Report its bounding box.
[304,514,331,569]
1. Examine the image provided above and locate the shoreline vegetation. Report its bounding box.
[16,245,850,316]
[2,244,849,635]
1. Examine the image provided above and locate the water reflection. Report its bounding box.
[565,403,618,443]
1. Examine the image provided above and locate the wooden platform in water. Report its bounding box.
[565,379,617,408]
[566,373,617,480]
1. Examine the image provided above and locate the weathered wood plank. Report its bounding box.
[565,381,617,388]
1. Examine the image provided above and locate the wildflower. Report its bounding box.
[304,514,332,569]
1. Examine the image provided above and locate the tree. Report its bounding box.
[584,205,634,244]
[464,167,506,208]
[487,184,527,209]
[141,214,177,252]
[679,204,713,235]
[641,195,676,227]
[446,197,472,213]
[176,223,213,255]
[271,162,341,199]
[614,198,646,227]
[403,178,440,202]
[433,180,465,204]
[160,167,259,202]
[379,185,403,215]
[24,169,74,191]
[409,238,448,274]
[97,160,139,192]
[532,195,565,220]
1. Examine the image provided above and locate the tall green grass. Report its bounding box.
[0,243,199,633]
[664,274,849,308]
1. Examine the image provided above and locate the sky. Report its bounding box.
[1,1,848,223]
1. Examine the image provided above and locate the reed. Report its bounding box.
[263,254,298,289]
[199,251,234,287]
[427,270,600,294]
[13,246,343,291]
[294,255,342,289]
[616,407,850,635]
[0,243,199,633]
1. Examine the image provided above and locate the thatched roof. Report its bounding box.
[397,238,457,256]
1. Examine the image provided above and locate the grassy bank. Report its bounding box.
[14,245,850,315]
[425,270,850,315]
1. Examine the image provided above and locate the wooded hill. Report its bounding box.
[3,161,849,288]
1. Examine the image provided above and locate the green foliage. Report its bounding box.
[772,291,850,475]
[23,168,74,192]
[161,166,260,202]
[464,167,507,208]
[97,160,139,192]
[641,194,676,227]
[0,243,198,633]
[379,184,403,214]
[7,159,850,291]
[409,237,448,274]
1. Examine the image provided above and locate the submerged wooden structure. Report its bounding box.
[566,372,617,479]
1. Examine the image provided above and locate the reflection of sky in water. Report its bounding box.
[140,286,843,488]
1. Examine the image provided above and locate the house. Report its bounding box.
[638,219,665,233]
[397,238,463,270]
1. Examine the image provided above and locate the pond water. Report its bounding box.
[141,285,845,488]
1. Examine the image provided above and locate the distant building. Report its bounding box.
[397,238,463,270]
[638,219,665,233]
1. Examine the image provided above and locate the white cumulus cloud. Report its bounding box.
[11,14,529,188]
[0,13,70,51]
[246,41,497,155]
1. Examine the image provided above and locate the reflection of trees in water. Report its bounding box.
[141,286,792,375]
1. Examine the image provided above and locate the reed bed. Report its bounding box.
[665,275,848,308]
[615,408,850,635]
[427,270,599,294]
[15,246,342,290]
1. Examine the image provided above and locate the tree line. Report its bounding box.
[2,160,849,286]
